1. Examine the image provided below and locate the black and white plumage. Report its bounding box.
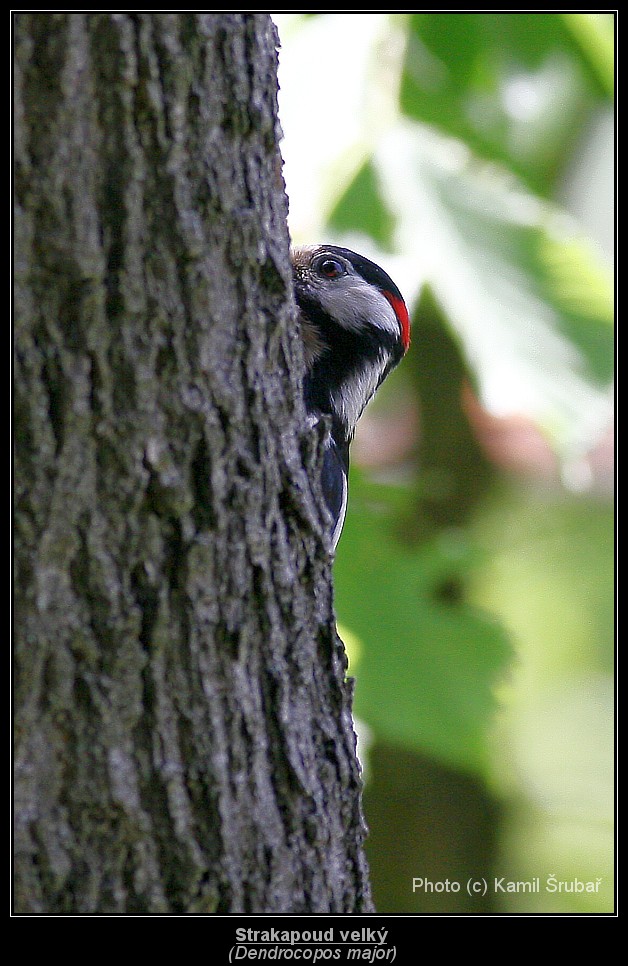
[292,245,411,551]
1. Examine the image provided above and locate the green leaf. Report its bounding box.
[399,12,612,195]
[334,475,511,774]
[370,125,614,463]
[328,159,395,250]
[561,13,615,97]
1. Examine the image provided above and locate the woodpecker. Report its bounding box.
[292,245,411,550]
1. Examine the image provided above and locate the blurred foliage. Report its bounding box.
[399,13,613,195]
[470,488,615,913]
[274,11,614,913]
[335,477,510,774]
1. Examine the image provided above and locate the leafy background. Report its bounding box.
[273,12,614,913]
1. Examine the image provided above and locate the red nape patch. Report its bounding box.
[383,291,411,352]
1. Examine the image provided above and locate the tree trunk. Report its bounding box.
[14,12,372,915]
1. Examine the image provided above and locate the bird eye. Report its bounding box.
[317,257,346,279]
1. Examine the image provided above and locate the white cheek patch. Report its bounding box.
[316,276,400,339]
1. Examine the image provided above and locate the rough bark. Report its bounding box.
[14,12,372,915]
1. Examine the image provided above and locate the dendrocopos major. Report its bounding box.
[292,245,411,551]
